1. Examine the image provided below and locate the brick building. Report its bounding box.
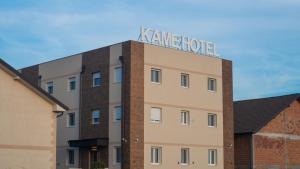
[20,40,234,169]
[234,94,300,169]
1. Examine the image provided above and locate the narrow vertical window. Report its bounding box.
[151,147,162,164]
[181,111,190,125]
[208,113,217,127]
[47,81,53,94]
[208,149,217,165]
[92,110,100,124]
[151,107,161,123]
[114,146,121,164]
[181,148,189,165]
[67,112,75,127]
[181,73,189,88]
[114,67,122,83]
[92,72,101,87]
[114,106,122,122]
[151,68,161,83]
[208,78,217,91]
[68,149,75,165]
[68,77,76,91]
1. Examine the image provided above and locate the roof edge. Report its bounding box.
[0,58,69,111]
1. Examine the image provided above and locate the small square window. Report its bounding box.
[68,77,76,91]
[92,72,101,87]
[114,106,122,122]
[181,111,190,125]
[67,112,75,127]
[151,68,161,84]
[208,114,217,127]
[208,78,217,91]
[68,149,75,165]
[114,67,122,83]
[151,107,161,123]
[181,148,189,165]
[181,73,189,88]
[151,147,162,164]
[47,81,53,94]
[92,110,100,124]
[208,149,217,165]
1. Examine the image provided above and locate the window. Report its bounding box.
[181,111,190,125]
[92,72,101,87]
[114,106,122,122]
[151,107,161,123]
[151,68,161,83]
[114,67,122,83]
[208,149,217,165]
[68,149,75,165]
[114,146,121,164]
[68,77,76,91]
[151,147,162,164]
[67,112,75,127]
[208,114,217,127]
[47,81,53,94]
[208,78,217,91]
[181,73,189,88]
[181,148,189,165]
[92,110,100,124]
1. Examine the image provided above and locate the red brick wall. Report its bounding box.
[223,59,235,169]
[234,134,252,169]
[122,41,144,169]
[253,100,300,169]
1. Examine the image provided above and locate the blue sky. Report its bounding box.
[0,0,299,100]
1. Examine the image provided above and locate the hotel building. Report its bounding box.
[20,40,234,169]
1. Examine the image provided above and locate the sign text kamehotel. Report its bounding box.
[138,27,218,56]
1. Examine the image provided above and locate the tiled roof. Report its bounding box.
[234,94,300,134]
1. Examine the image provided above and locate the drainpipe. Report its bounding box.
[119,55,127,168]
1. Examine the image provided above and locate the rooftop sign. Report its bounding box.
[138,26,218,57]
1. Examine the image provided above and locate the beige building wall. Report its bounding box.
[144,44,224,169]
[0,67,57,169]
[39,54,82,169]
[108,43,122,169]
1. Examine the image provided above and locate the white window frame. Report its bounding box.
[68,77,76,91]
[114,146,121,165]
[180,148,189,165]
[208,78,217,92]
[208,113,217,128]
[181,73,189,88]
[181,110,190,125]
[114,106,122,122]
[150,107,161,123]
[67,112,75,127]
[114,67,122,83]
[151,147,162,165]
[92,72,101,87]
[92,110,100,124]
[151,68,161,84]
[208,149,217,166]
[47,81,54,94]
[67,149,75,165]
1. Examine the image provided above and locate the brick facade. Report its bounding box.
[20,65,39,85]
[253,100,300,169]
[121,41,144,169]
[235,100,300,169]
[235,134,252,169]
[222,60,235,169]
[79,47,110,168]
